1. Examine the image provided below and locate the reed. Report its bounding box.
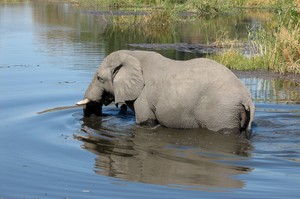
[144,8,176,28]
[211,0,300,74]
[210,50,267,71]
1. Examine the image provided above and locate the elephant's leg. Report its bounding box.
[217,103,253,135]
[133,90,158,126]
[216,105,251,134]
[239,103,253,138]
[194,101,242,133]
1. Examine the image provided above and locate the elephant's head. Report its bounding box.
[77,51,144,116]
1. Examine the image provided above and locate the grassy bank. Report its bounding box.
[55,0,300,74]
[211,0,300,74]
[68,0,292,11]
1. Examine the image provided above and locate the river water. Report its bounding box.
[0,2,299,199]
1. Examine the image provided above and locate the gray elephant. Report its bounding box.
[77,50,255,134]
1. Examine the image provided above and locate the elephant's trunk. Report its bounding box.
[76,98,103,117]
[83,101,103,117]
[77,91,115,117]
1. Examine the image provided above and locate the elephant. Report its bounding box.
[77,50,255,134]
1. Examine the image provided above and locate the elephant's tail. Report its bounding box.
[241,98,255,138]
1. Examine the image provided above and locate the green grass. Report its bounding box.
[209,50,268,71]
[211,0,300,74]
[72,0,296,13]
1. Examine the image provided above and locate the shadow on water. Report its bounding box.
[74,107,253,190]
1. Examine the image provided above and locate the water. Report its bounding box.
[0,2,299,199]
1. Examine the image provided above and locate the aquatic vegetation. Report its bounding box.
[269,0,300,73]
[64,0,286,11]
[143,8,177,28]
[210,50,267,71]
[194,1,220,18]
[60,0,300,73]
[211,0,300,74]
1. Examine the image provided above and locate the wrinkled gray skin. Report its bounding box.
[77,50,255,134]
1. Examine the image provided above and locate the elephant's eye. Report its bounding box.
[97,76,104,82]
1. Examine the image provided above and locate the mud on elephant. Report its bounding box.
[77,50,255,134]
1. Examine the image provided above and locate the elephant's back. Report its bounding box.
[170,58,243,90]
[154,57,248,97]
[185,58,236,77]
[190,58,247,88]
[149,57,252,130]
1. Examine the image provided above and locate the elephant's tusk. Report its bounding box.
[76,98,91,105]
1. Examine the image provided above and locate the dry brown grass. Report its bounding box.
[271,22,300,73]
[243,0,277,7]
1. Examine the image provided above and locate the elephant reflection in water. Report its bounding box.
[77,111,253,190]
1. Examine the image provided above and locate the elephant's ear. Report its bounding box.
[112,53,144,103]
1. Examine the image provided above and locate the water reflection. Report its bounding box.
[239,74,300,104]
[76,108,253,190]
[28,2,271,60]
[30,3,107,69]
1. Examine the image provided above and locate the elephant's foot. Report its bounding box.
[241,129,253,139]
[218,127,253,139]
[118,104,128,115]
[138,119,159,127]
